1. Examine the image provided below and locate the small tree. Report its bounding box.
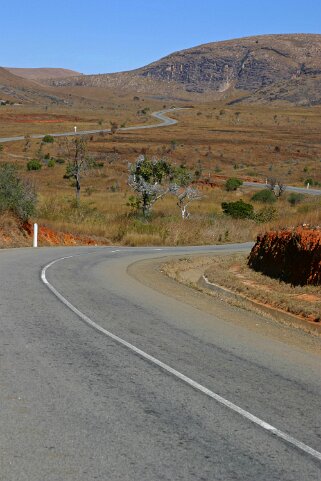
[267,177,286,198]
[63,137,92,205]
[24,135,31,152]
[170,184,202,219]
[225,177,243,191]
[0,164,36,222]
[110,121,118,135]
[128,155,172,217]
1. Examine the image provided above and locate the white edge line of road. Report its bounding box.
[41,253,321,463]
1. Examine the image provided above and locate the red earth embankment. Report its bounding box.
[0,214,108,248]
[248,227,321,286]
[23,222,107,247]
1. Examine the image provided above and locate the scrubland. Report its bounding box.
[1,99,321,246]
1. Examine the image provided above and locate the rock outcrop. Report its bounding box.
[43,34,321,105]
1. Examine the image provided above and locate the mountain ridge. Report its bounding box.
[42,34,321,105]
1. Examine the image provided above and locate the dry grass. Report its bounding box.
[2,99,321,246]
[163,254,321,321]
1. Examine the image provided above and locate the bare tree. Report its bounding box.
[170,184,202,219]
[64,137,92,205]
[267,177,286,198]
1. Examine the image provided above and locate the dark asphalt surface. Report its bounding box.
[0,245,320,480]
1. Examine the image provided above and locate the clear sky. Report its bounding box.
[1,0,321,74]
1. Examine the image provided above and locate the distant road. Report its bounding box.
[1,108,320,196]
[0,108,183,144]
[243,181,321,196]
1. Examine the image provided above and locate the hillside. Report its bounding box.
[0,67,69,104]
[44,34,321,105]
[5,67,81,81]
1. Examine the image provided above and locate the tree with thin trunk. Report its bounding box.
[128,155,171,217]
[63,137,92,205]
[266,177,286,198]
[169,184,202,219]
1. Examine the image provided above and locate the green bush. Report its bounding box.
[288,192,305,206]
[47,159,55,168]
[225,177,243,191]
[27,159,42,171]
[0,164,36,221]
[251,189,276,204]
[42,134,54,143]
[254,206,277,223]
[221,200,254,219]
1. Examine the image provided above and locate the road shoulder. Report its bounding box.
[128,253,321,356]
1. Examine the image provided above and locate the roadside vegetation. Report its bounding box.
[1,101,321,247]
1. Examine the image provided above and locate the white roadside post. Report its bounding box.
[33,223,38,248]
[74,126,77,133]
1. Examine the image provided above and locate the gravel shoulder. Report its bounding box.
[128,253,321,355]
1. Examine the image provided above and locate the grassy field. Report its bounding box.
[1,98,321,246]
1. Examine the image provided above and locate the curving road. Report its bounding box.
[0,108,183,144]
[1,244,320,480]
[1,107,319,197]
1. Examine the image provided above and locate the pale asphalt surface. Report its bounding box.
[0,244,320,480]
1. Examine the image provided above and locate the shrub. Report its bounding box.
[42,134,54,143]
[251,189,276,204]
[27,159,42,171]
[55,157,65,164]
[221,200,254,219]
[47,159,55,168]
[304,178,314,186]
[225,177,243,191]
[287,192,305,206]
[0,164,36,221]
[254,206,277,223]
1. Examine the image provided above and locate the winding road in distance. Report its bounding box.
[1,244,320,480]
[1,107,320,196]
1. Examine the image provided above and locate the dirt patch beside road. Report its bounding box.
[128,254,321,354]
[162,254,321,332]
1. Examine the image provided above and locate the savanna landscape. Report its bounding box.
[2,2,321,477]
[1,34,321,325]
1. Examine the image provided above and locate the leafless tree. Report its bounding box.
[267,177,286,198]
[64,137,93,205]
[169,184,202,219]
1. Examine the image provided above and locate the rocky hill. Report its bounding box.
[44,34,321,105]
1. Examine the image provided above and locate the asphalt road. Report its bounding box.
[0,108,182,144]
[243,181,321,196]
[1,244,320,480]
[1,107,320,197]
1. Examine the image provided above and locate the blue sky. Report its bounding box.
[1,0,321,74]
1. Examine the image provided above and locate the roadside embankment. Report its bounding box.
[248,227,321,286]
[162,253,321,335]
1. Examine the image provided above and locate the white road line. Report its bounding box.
[41,254,321,463]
